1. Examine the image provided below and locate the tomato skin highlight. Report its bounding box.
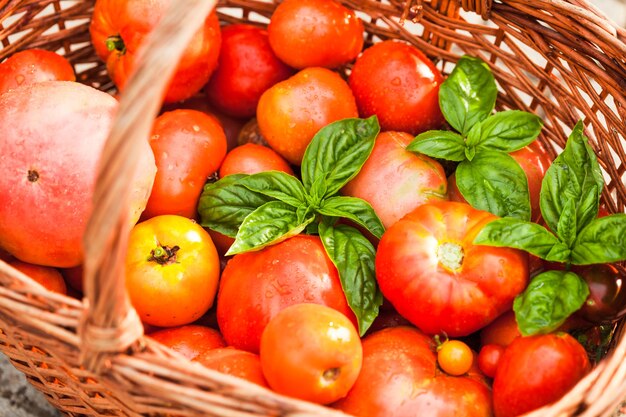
[333,326,492,417]
[493,333,590,417]
[125,215,220,328]
[348,40,444,135]
[217,235,356,353]
[376,201,529,337]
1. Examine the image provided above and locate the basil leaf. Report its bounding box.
[406,130,466,162]
[471,111,543,152]
[226,201,314,255]
[571,214,626,265]
[456,151,531,220]
[513,270,589,336]
[557,199,577,248]
[237,171,307,208]
[540,121,603,234]
[198,175,274,237]
[317,196,385,239]
[439,55,497,135]
[318,222,382,336]
[473,217,569,262]
[301,116,379,199]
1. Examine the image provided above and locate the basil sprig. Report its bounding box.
[475,121,626,335]
[407,55,543,221]
[198,116,384,335]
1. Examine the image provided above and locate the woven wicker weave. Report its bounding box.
[1,0,625,416]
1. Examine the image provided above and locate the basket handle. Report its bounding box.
[407,0,492,20]
[78,0,219,373]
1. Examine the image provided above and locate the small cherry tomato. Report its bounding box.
[219,143,294,178]
[148,325,225,360]
[126,215,220,327]
[437,340,473,376]
[268,0,364,69]
[260,303,362,405]
[143,109,227,220]
[207,24,294,118]
[477,344,505,378]
[256,67,358,165]
[348,40,444,135]
[0,49,75,94]
[193,347,269,388]
[576,263,626,324]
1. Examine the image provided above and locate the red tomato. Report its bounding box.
[219,143,294,178]
[217,235,356,353]
[0,49,75,94]
[61,265,84,293]
[260,303,362,404]
[148,325,225,360]
[90,0,221,103]
[268,0,364,69]
[333,326,492,417]
[477,344,505,378]
[8,260,67,295]
[256,67,358,165]
[193,347,269,388]
[348,40,444,135]
[341,131,448,228]
[449,140,552,221]
[376,201,529,337]
[480,310,521,347]
[142,109,227,220]
[493,333,590,417]
[207,24,294,118]
[126,215,220,327]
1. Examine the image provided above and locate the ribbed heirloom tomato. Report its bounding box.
[90,0,221,103]
[376,201,529,337]
[126,215,220,328]
[217,235,356,353]
[333,326,492,417]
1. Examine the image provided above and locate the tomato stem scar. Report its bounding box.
[437,242,464,271]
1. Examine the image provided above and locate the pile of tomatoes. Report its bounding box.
[1,1,625,417]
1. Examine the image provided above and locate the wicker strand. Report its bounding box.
[79,0,218,373]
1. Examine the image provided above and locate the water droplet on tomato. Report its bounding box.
[391,77,402,86]
[15,74,25,85]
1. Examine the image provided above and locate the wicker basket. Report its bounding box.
[1,0,625,416]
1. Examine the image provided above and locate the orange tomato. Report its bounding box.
[437,340,474,376]
[8,260,67,295]
[260,303,362,404]
[256,67,358,165]
[126,215,220,327]
[148,325,225,360]
[143,109,227,220]
[193,347,269,388]
[268,0,364,69]
[219,143,294,178]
